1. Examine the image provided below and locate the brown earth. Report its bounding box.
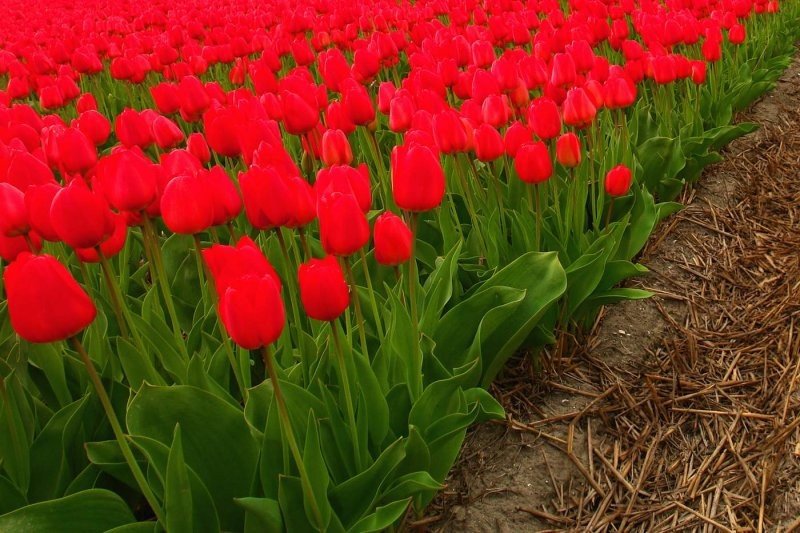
[421,52,800,533]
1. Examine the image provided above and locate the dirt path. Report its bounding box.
[423,54,800,532]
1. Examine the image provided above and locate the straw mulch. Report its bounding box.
[423,59,800,532]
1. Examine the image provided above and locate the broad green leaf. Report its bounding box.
[127,385,258,531]
[0,489,135,532]
[166,425,193,533]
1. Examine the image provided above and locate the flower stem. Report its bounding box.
[330,322,362,472]
[406,212,422,401]
[69,336,166,528]
[343,256,368,359]
[261,346,325,530]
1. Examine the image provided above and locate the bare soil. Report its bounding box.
[421,52,800,532]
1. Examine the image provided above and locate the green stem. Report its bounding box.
[142,215,188,360]
[192,235,209,311]
[359,249,384,341]
[343,257,369,359]
[69,336,166,528]
[97,252,150,360]
[406,212,422,401]
[261,346,325,530]
[330,322,362,472]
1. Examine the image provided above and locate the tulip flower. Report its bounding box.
[318,191,370,257]
[95,148,159,212]
[115,108,153,149]
[219,275,285,350]
[321,129,353,167]
[555,133,581,168]
[605,164,633,197]
[203,236,281,299]
[160,173,215,235]
[391,144,446,212]
[529,97,561,140]
[187,133,211,164]
[374,212,412,266]
[515,142,553,184]
[474,123,505,162]
[298,255,350,322]
[4,253,96,343]
[562,87,597,129]
[0,183,29,237]
[50,179,112,249]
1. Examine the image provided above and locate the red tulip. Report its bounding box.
[562,88,597,129]
[314,164,371,213]
[95,148,159,212]
[152,116,184,150]
[4,253,96,343]
[203,166,242,226]
[504,121,532,157]
[298,256,350,321]
[115,108,153,149]
[25,183,60,241]
[75,212,128,263]
[515,142,552,184]
[74,110,111,146]
[550,53,576,87]
[50,179,112,249]
[0,232,41,262]
[239,166,293,229]
[605,164,633,196]
[76,93,98,113]
[474,124,505,162]
[203,236,280,297]
[280,91,319,135]
[318,189,370,257]
[391,143,446,212]
[729,24,746,45]
[0,183,29,237]
[433,110,468,154]
[57,128,97,174]
[160,174,215,235]
[555,133,581,168]
[342,79,375,127]
[321,129,353,167]
[374,211,412,266]
[203,107,242,158]
[187,133,211,164]
[389,95,415,133]
[529,97,561,140]
[219,275,285,349]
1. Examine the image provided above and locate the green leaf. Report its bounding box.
[166,425,193,533]
[352,350,389,447]
[25,343,71,407]
[420,242,462,333]
[0,489,134,532]
[303,412,331,530]
[235,497,283,533]
[127,385,258,531]
[347,499,410,533]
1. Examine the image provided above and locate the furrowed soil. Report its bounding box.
[422,51,800,532]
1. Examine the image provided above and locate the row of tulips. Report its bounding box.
[0,0,798,530]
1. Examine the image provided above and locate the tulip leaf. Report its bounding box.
[235,497,283,533]
[0,489,135,532]
[0,474,27,515]
[126,384,257,531]
[25,343,71,407]
[353,350,389,448]
[0,371,32,494]
[302,412,332,530]
[420,241,462,333]
[347,498,410,533]
[166,425,193,533]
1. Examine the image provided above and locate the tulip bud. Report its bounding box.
[298,256,350,321]
[555,133,581,168]
[318,191,370,256]
[605,164,633,197]
[75,213,128,263]
[4,253,96,343]
[321,129,353,167]
[152,116,185,149]
[187,133,211,164]
[203,236,281,298]
[95,148,159,212]
[562,87,597,129]
[529,97,561,140]
[220,275,285,349]
[515,142,553,184]
[160,173,215,235]
[203,166,242,226]
[374,212,412,266]
[57,128,97,174]
[25,183,60,241]
[389,95,415,133]
[239,166,293,230]
[0,183,29,237]
[391,144,446,212]
[115,108,153,149]
[729,24,746,45]
[50,179,112,249]
[474,123,505,162]
[504,121,532,157]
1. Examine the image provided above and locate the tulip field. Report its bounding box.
[0,0,798,530]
